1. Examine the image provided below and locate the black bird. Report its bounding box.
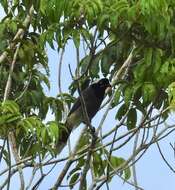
[57,78,112,152]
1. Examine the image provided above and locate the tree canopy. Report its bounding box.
[0,0,175,189]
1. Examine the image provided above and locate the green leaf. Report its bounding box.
[69,173,80,189]
[90,55,101,77]
[98,14,109,27]
[127,5,137,22]
[116,104,128,120]
[144,48,153,66]
[112,90,121,107]
[135,100,146,116]
[109,156,131,180]
[2,100,20,114]
[168,82,175,108]
[101,54,110,76]
[153,48,162,73]
[124,86,133,106]
[57,93,75,106]
[41,127,49,145]
[109,156,125,170]
[127,108,137,130]
[47,121,59,142]
[80,28,92,41]
[0,0,8,13]
[142,82,156,104]
[77,157,85,168]
[72,31,80,48]
[160,60,169,74]
[48,97,64,121]
[124,167,131,180]
[133,60,145,81]
[92,152,106,177]
[80,55,91,74]
[2,149,10,166]
[77,132,90,150]
[40,0,48,14]
[0,113,21,125]
[17,117,43,135]
[67,167,81,180]
[5,114,21,124]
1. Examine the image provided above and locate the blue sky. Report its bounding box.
[1,5,175,190]
[47,42,175,190]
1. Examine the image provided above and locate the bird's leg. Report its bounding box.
[82,121,97,138]
[91,126,96,133]
[82,120,95,132]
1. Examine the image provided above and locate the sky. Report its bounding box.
[1,4,175,190]
[47,41,175,190]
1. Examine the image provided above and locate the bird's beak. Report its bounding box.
[105,84,112,94]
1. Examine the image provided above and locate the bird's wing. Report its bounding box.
[68,86,91,116]
[68,97,81,116]
[68,86,100,120]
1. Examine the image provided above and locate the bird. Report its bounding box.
[57,78,112,152]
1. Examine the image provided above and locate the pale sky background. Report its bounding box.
[0,5,175,190]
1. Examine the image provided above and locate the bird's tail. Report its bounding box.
[56,120,72,154]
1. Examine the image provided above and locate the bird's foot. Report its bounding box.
[91,126,96,133]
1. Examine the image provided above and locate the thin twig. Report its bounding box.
[0,5,34,64]
[26,167,37,190]
[78,136,97,190]
[52,127,86,189]
[156,141,175,173]
[6,138,11,190]
[2,6,35,189]
[132,131,140,190]
[0,139,6,163]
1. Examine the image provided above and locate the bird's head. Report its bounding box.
[97,78,112,93]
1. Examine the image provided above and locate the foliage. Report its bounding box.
[0,0,175,189]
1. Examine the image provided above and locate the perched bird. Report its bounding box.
[57,78,112,152]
